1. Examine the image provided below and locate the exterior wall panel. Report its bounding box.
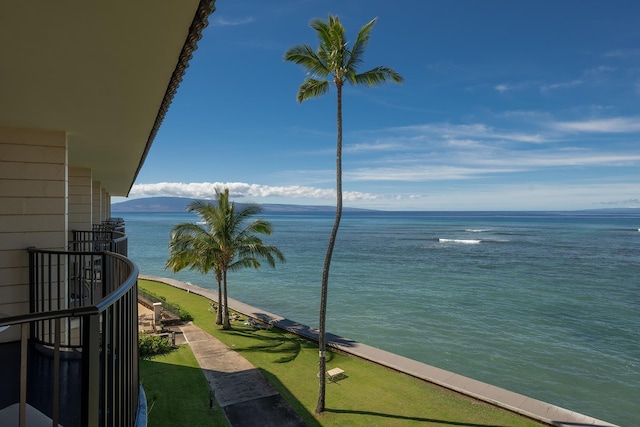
[0,127,67,342]
[92,181,102,225]
[69,167,92,232]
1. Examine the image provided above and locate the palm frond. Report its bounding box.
[311,15,348,73]
[350,66,404,86]
[309,17,334,53]
[166,224,217,274]
[347,17,376,72]
[284,45,329,78]
[297,78,330,102]
[228,257,260,272]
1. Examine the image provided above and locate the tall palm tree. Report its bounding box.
[166,188,285,329]
[285,15,403,413]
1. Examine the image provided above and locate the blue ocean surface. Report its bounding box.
[122,210,640,426]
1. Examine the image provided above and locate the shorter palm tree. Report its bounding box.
[166,217,225,323]
[166,188,285,329]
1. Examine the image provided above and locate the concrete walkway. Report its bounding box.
[178,323,305,427]
[141,275,618,427]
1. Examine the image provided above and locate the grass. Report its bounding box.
[139,344,229,426]
[140,278,544,426]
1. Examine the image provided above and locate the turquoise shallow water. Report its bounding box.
[122,210,640,426]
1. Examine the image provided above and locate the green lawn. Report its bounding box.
[140,278,544,427]
[140,345,229,426]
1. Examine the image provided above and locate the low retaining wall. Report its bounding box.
[139,274,617,427]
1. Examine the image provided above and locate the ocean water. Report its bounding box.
[122,210,640,426]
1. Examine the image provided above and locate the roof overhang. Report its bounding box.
[0,1,215,196]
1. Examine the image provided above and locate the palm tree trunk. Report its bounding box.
[222,269,231,329]
[216,276,223,325]
[316,83,344,414]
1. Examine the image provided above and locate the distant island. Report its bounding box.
[112,196,640,215]
[111,196,375,214]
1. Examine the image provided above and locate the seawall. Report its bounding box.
[140,274,617,427]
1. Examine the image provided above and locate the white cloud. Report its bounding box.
[345,151,640,182]
[345,141,406,152]
[388,182,640,211]
[495,83,516,93]
[494,82,531,93]
[602,48,640,58]
[121,180,640,211]
[346,165,519,181]
[212,16,255,26]
[550,117,640,133]
[392,123,547,144]
[584,65,615,76]
[129,182,388,202]
[539,79,583,92]
[474,152,640,167]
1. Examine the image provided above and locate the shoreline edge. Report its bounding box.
[140,274,617,427]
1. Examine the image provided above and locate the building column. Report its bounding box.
[68,167,92,233]
[101,189,109,221]
[92,181,102,225]
[0,126,67,339]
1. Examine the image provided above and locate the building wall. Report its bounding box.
[0,126,67,341]
[68,167,92,233]
[102,189,109,220]
[92,181,102,225]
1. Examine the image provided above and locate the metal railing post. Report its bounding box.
[19,323,28,427]
[82,313,101,427]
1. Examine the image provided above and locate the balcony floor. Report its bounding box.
[0,341,83,427]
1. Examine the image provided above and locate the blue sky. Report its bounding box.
[119,0,640,211]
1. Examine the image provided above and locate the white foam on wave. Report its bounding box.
[439,238,481,244]
[466,228,491,233]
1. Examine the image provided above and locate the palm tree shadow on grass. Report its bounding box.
[222,327,336,364]
[325,408,516,427]
[259,368,322,427]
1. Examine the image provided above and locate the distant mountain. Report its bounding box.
[111,196,375,214]
[112,197,640,215]
[112,197,193,213]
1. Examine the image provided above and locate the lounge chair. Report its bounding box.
[319,367,345,382]
[247,318,274,330]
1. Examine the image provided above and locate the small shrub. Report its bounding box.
[177,307,193,322]
[139,333,173,359]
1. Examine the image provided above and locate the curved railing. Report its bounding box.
[70,230,128,256]
[0,248,140,427]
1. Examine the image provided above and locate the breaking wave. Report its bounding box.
[438,238,481,244]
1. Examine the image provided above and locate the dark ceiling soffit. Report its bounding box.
[128,0,216,196]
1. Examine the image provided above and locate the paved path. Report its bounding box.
[178,322,305,426]
[142,275,618,427]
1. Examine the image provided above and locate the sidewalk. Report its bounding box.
[142,275,618,427]
[178,322,306,427]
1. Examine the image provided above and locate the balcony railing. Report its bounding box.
[0,248,140,427]
[99,218,126,234]
[71,229,128,257]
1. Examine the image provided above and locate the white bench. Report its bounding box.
[326,368,345,381]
